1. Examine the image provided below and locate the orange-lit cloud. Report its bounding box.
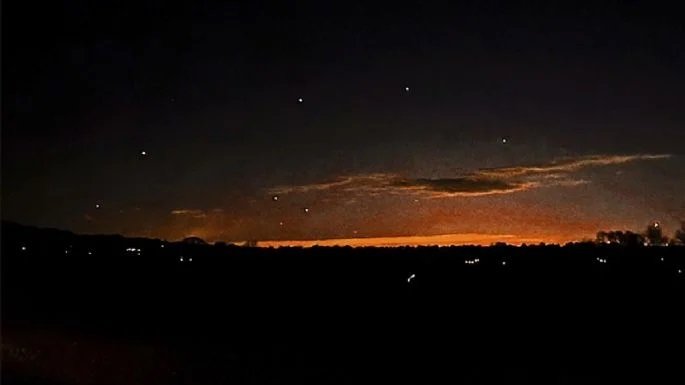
[479,154,671,177]
[268,153,670,198]
[170,209,207,218]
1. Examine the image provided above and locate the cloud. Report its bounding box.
[271,174,390,194]
[170,209,207,218]
[268,154,670,199]
[478,154,671,178]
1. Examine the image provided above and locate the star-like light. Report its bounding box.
[303,207,310,213]
[407,273,416,283]
[501,137,508,144]
[272,195,279,201]
[297,98,303,103]
[95,204,101,209]
[140,150,147,156]
[404,86,410,92]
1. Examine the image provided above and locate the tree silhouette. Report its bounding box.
[645,222,668,246]
[675,221,685,245]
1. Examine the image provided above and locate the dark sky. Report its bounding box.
[3,1,684,244]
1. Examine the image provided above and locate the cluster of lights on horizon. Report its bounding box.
[13,240,685,277]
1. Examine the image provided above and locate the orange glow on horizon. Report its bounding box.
[256,232,581,248]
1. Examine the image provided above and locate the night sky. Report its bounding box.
[3,1,684,245]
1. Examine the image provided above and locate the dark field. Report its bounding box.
[2,223,684,384]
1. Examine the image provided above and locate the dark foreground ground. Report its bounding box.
[2,222,684,384]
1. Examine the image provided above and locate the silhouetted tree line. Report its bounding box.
[596,221,685,246]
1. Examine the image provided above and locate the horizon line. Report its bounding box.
[253,233,579,248]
